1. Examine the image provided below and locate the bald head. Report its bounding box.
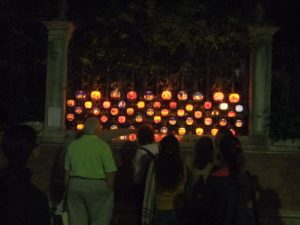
[84,117,101,134]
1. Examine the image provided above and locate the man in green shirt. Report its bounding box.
[64,117,117,225]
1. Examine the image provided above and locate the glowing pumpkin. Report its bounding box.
[229,93,240,103]
[135,115,143,123]
[146,108,155,116]
[160,126,168,134]
[66,113,74,121]
[193,92,204,102]
[118,116,126,124]
[161,90,172,100]
[84,101,92,109]
[161,109,169,117]
[228,111,236,117]
[194,111,203,119]
[219,103,228,110]
[127,91,137,100]
[92,108,100,115]
[154,115,162,124]
[110,125,118,130]
[195,127,204,136]
[204,101,212,109]
[144,91,155,101]
[177,109,185,117]
[235,119,243,127]
[128,133,137,141]
[90,91,101,101]
[126,107,134,115]
[177,91,188,101]
[110,107,119,115]
[235,105,244,112]
[219,118,227,126]
[103,101,111,109]
[75,106,83,114]
[169,101,177,109]
[67,99,75,107]
[100,115,108,123]
[211,128,219,136]
[118,101,126,109]
[137,101,145,109]
[204,117,212,125]
[77,123,84,130]
[75,90,86,100]
[178,127,186,135]
[213,92,224,102]
[186,117,194,125]
[169,117,177,125]
[211,110,220,116]
[153,101,162,109]
[185,104,194,112]
[110,89,121,99]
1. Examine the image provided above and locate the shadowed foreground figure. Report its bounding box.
[0,125,51,225]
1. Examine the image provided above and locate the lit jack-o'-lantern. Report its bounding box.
[126,107,134,115]
[111,107,119,115]
[118,101,126,109]
[195,127,204,136]
[75,90,86,100]
[154,115,162,124]
[118,116,126,124]
[204,117,212,125]
[213,92,224,102]
[146,108,155,116]
[160,126,168,134]
[169,101,177,109]
[110,125,118,130]
[211,128,219,136]
[211,110,220,117]
[135,115,143,123]
[161,109,169,117]
[66,113,75,121]
[229,93,240,103]
[92,108,100,115]
[219,102,228,110]
[153,101,162,109]
[204,101,212,109]
[144,91,155,101]
[128,133,137,141]
[90,91,101,101]
[194,110,203,119]
[103,100,111,109]
[177,109,185,117]
[127,91,137,100]
[75,106,83,114]
[177,91,188,101]
[235,119,243,127]
[228,111,236,117]
[67,99,75,107]
[235,105,243,112]
[137,101,145,109]
[219,118,227,126]
[84,101,92,109]
[185,104,194,112]
[77,123,84,130]
[186,117,194,125]
[178,127,186,135]
[110,89,121,99]
[169,117,177,125]
[161,90,172,100]
[100,115,108,123]
[193,92,204,101]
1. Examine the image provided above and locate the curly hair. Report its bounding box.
[155,134,184,191]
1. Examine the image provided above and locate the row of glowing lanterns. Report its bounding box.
[66,89,245,135]
[73,89,240,102]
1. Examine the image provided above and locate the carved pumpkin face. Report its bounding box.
[169,101,177,109]
[161,90,172,100]
[161,109,169,117]
[185,104,194,112]
[75,90,86,100]
[195,127,204,136]
[90,91,101,100]
[67,99,75,107]
[177,91,188,101]
[229,93,240,103]
[144,91,155,101]
[193,92,204,101]
[84,101,92,109]
[103,101,111,109]
[126,108,135,115]
[127,91,137,100]
[118,116,126,124]
[178,127,186,135]
[66,114,75,121]
[110,89,121,99]
[213,92,224,102]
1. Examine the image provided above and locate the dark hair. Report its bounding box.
[137,124,154,145]
[193,136,214,170]
[1,125,38,166]
[155,135,183,191]
[219,135,244,177]
[215,126,233,148]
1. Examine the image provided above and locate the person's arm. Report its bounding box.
[105,171,116,191]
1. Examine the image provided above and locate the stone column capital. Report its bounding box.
[249,26,279,43]
[43,21,76,41]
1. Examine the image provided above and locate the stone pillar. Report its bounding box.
[41,21,75,143]
[248,26,278,145]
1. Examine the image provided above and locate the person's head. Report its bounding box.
[215,126,233,148]
[219,135,245,177]
[137,124,154,145]
[156,134,183,191]
[2,125,38,166]
[84,117,101,135]
[193,136,214,170]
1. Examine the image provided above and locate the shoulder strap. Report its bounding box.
[139,147,156,159]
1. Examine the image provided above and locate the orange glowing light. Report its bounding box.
[169,117,177,125]
[204,117,212,125]
[153,101,162,109]
[195,127,204,136]
[204,101,212,109]
[169,101,177,109]
[161,90,172,100]
[110,107,119,115]
[92,108,100,115]
[84,101,92,109]
[126,107,134,115]
[219,102,229,110]
[178,127,186,135]
[235,119,243,127]
[228,111,236,117]
[110,89,121,99]
[135,115,143,123]
[144,91,155,101]
[77,123,84,130]
[90,91,101,101]
[75,106,83,114]
[211,128,219,136]
[128,133,137,141]
[185,104,194,112]
[161,109,169,117]
[177,91,188,101]
[193,92,204,102]
[146,108,155,116]
[103,101,111,109]
[194,111,203,119]
[177,109,185,117]
[67,99,75,107]
[229,93,240,103]
[154,115,162,124]
[100,115,108,123]
[127,91,137,100]
[186,117,194,125]
[137,101,145,109]
[66,113,75,121]
[118,116,126,124]
[213,92,224,102]
[219,118,227,126]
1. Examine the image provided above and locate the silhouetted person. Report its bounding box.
[0,125,51,225]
